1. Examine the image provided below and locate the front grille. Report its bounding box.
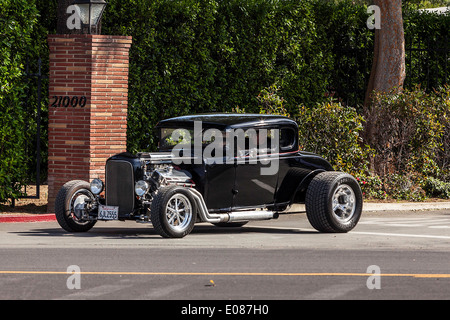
[106,160,135,215]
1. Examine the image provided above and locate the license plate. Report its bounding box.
[98,205,119,220]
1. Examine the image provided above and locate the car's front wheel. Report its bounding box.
[55,180,97,232]
[305,172,363,233]
[150,186,197,238]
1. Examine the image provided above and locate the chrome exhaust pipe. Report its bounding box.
[188,188,276,223]
[188,188,225,223]
[228,211,276,222]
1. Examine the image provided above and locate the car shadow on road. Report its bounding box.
[10,226,160,240]
[10,223,317,239]
[193,224,316,235]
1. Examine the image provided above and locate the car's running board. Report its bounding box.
[188,188,277,223]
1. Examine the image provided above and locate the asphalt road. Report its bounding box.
[0,210,449,303]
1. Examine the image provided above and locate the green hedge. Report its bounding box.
[102,0,447,153]
[102,0,352,152]
[0,0,41,202]
[101,0,380,152]
[403,6,450,91]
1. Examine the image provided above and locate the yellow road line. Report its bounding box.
[0,271,449,278]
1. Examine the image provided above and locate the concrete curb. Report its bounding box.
[362,202,450,212]
[289,202,450,213]
[0,214,56,224]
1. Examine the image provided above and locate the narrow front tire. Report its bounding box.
[55,180,97,232]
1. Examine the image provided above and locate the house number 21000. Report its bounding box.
[51,95,87,108]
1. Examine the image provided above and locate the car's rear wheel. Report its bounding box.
[55,180,97,232]
[150,186,197,238]
[305,172,363,233]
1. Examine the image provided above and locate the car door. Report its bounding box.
[205,160,235,212]
[232,126,280,208]
[204,130,235,212]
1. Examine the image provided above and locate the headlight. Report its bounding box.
[135,180,149,196]
[90,178,104,195]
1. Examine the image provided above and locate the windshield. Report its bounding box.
[159,127,217,151]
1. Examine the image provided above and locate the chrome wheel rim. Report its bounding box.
[69,189,91,225]
[332,184,356,223]
[165,194,193,232]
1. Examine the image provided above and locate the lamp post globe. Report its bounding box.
[72,0,107,34]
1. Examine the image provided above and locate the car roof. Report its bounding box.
[156,113,297,130]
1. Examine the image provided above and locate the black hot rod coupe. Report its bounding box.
[55,114,363,238]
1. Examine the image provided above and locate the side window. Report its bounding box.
[227,128,274,157]
[280,127,296,151]
[243,128,274,155]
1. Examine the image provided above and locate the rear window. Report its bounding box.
[280,127,296,151]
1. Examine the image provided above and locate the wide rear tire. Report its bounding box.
[305,172,363,233]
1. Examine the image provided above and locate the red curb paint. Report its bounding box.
[0,214,56,223]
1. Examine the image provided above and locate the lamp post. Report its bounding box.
[72,0,107,34]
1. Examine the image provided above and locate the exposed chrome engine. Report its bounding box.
[136,152,195,201]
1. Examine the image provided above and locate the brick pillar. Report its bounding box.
[47,34,132,212]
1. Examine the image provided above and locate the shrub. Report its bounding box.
[363,87,448,178]
[296,87,450,201]
[354,173,387,200]
[422,177,450,199]
[434,86,450,177]
[356,87,450,200]
[296,99,371,176]
[257,84,290,117]
[383,173,427,201]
